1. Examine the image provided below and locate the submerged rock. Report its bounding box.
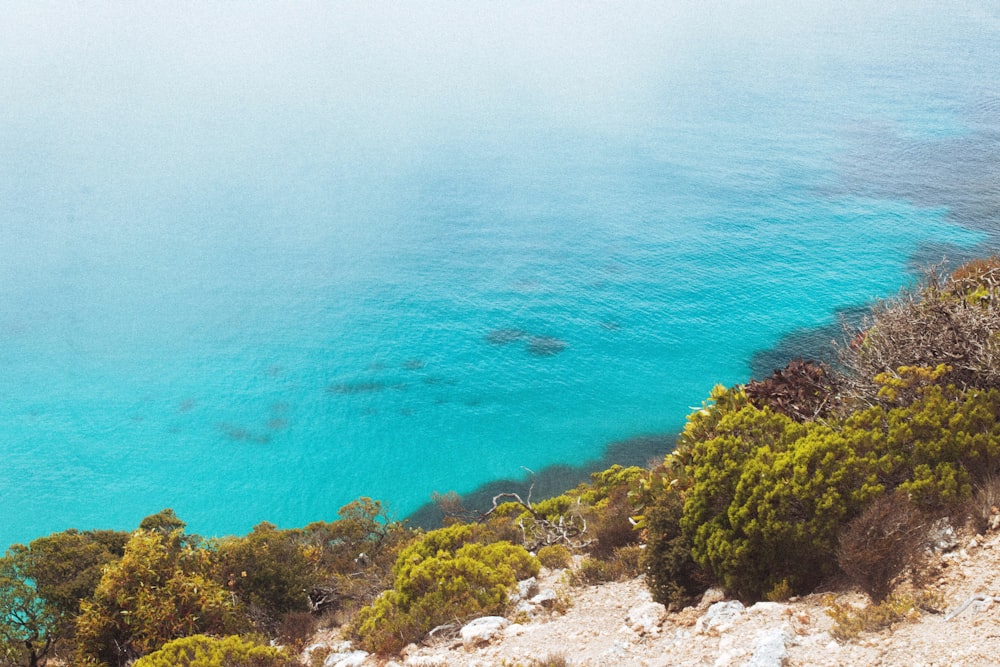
[328,381,386,394]
[486,328,527,345]
[526,336,567,356]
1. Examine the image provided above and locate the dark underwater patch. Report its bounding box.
[485,328,527,345]
[328,381,386,395]
[526,336,567,356]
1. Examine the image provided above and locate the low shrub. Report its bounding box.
[837,492,929,602]
[825,591,943,641]
[132,634,296,667]
[536,544,572,570]
[352,527,539,655]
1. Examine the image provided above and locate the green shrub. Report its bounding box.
[825,591,943,641]
[352,527,539,655]
[642,481,702,610]
[132,634,296,667]
[659,375,1000,603]
[214,522,316,630]
[844,384,1000,508]
[536,544,572,570]
[75,529,245,666]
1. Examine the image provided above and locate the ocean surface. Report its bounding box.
[2,1,999,548]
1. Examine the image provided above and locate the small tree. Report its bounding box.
[74,528,244,666]
[0,551,56,667]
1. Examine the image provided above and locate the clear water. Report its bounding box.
[2,1,998,548]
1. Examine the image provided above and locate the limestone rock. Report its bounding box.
[626,600,667,635]
[695,600,745,636]
[531,588,559,609]
[700,587,727,608]
[324,649,369,667]
[745,627,791,667]
[460,616,509,648]
[928,518,958,553]
[518,576,539,600]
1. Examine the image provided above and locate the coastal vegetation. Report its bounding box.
[3,257,1000,665]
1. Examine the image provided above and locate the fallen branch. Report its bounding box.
[945,594,1000,621]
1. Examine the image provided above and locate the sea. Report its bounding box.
[2,1,999,549]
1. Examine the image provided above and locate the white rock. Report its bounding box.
[460,616,509,648]
[404,658,448,667]
[695,600,745,635]
[626,600,667,635]
[531,588,559,608]
[745,627,791,667]
[503,622,526,638]
[324,650,369,667]
[928,517,958,553]
[748,601,785,616]
[512,599,539,618]
[700,587,727,608]
[517,576,539,600]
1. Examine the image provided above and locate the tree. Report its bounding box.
[0,551,56,667]
[74,528,244,666]
[213,523,315,631]
[0,529,127,667]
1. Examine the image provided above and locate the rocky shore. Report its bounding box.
[303,522,1000,667]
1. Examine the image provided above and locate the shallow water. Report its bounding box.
[1,1,998,547]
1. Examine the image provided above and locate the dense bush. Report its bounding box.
[843,383,1000,507]
[0,528,128,666]
[641,478,702,610]
[214,522,315,631]
[746,359,842,421]
[839,259,1000,405]
[352,525,539,655]
[536,544,572,570]
[681,404,883,599]
[75,529,245,666]
[836,492,929,602]
[132,634,296,667]
[504,465,647,553]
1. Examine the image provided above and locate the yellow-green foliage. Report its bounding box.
[526,465,647,521]
[662,378,1000,602]
[536,544,572,570]
[512,465,648,555]
[844,384,1000,507]
[353,525,539,655]
[75,529,245,666]
[824,591,943,641]
[132,634,296,667]
[681,402,883,599]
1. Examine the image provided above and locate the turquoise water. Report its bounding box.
[2,1,999,548]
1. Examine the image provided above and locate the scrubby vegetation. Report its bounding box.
[3,257,1000,663]
[132,634,297,667]
[351,524,539,655]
